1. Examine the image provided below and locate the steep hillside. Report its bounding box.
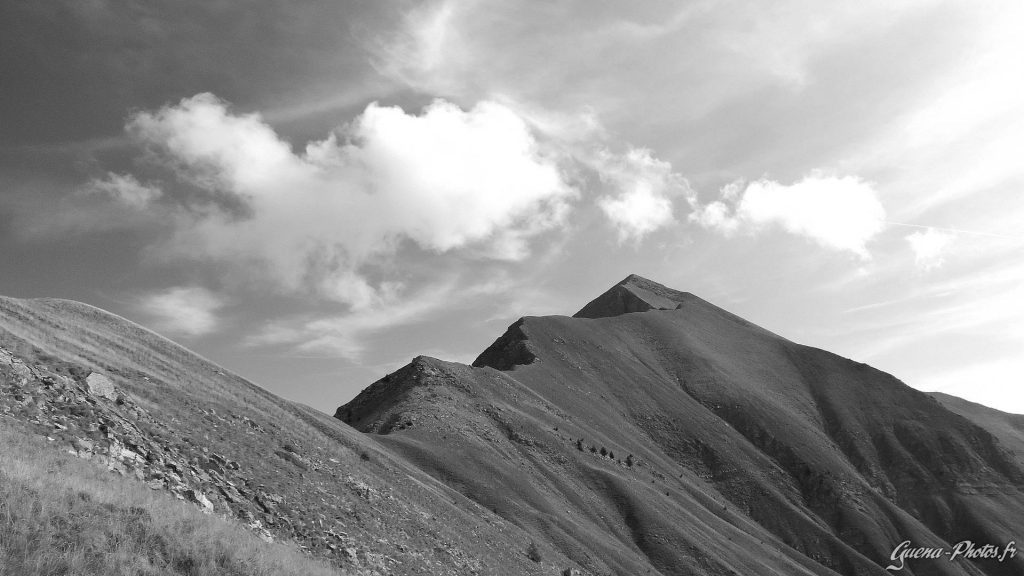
[0,415,340,576]
[0,295,578,576]
[339,275,1024,576]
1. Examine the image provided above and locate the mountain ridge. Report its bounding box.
[341,275,1024,576]
[2,277,1022,575]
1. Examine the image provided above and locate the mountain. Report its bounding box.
[0,295,575,575]
[2,276,1022,576]
[338,275,1024,576]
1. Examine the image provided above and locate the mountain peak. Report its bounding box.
[619,273,650,284]
[573,274,694,319]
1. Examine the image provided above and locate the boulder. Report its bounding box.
[85,372,117,400]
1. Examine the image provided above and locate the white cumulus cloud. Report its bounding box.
[126,93,576,309]
[906,228,955,270]
[692,174,885,258]
[138,286,225,337]
[592,148,685,243]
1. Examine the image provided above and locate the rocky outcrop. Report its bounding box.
[0,346,367,564]
[339,356,478,432]
[472,319,537,371]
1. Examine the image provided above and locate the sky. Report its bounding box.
[1,0,1021,414]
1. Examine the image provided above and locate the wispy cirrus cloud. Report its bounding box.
[371,0,465,93]
[1,171,165,239]
[815,250,1024,413]
[83,172,162,208]
[246,276,509,360]
[137,286,226,337]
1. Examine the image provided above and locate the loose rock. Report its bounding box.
[85,372,118,400]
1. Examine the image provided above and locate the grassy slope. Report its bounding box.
[341,281,1024,576]
[342,357,842,576]
[0,416,340,576]
[0,295,573,576]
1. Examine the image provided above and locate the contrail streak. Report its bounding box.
[884,220,1024,241]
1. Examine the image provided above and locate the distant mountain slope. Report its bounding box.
[0,295,574,576]
[932,392,1024,461]
[339,275,1024,576]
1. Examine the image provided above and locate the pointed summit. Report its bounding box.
[573,274,695,319]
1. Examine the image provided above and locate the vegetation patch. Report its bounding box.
[0,418,341,576]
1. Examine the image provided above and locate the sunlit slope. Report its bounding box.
[340,276,1024,576]
[0,295,576,576]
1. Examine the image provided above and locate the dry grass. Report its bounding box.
[0,419,343,576]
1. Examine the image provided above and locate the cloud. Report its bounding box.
[137,286,225,337]
[906,228,955,270]
[125,93,576,308]
[247,277,506,360]
[890,2,1024,216]
[598,187,674,244]
[692,174,885,257]
[0,172,165,240]
[371,0,465,93]
[83,172,162,208]
[249,293,442,360]
[592,148,686,243]
[829,255,1024,414]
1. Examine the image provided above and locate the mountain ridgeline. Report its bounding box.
[338,275,1024,576]
[1,275,1021,576]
